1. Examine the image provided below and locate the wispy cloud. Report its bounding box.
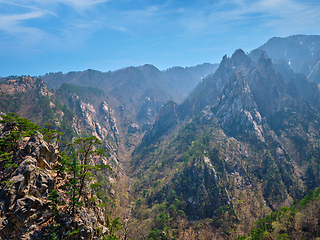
[1,0,320,75]
[0,11,46,34]
[174,0,320,38]
[11,0,112,11]
[0,0,58,17]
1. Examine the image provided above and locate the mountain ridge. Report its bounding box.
[128,47,320,238]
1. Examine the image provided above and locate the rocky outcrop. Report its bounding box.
[178,49,257,120]
[101,101,119,138]
[0,77,50,97]
[0,129,108,239]
[250,35,320,76]
[142,100,178,143]
[69,99,120,146]
[20,134,60,170]
[137,97,164,131]
[128,123,140,133]
[212,73,265,142]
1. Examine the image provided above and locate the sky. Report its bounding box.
[1,0,320,77]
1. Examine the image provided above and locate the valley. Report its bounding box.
[1,34,320,239]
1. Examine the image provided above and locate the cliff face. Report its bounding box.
[0,128,107,239]
[0,78,122,171]
[0,77,50,97]
[141,100,178,144]
[212,72,265,142]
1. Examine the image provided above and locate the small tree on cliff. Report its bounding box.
[60,136,112,215]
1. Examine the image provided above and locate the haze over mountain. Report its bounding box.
[41,63,218,141]
[249,35,320,85]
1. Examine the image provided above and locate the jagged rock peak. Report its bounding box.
[257,52,273,69]
[219,54,232,69]
[214,73,258,116]
[218,49,255,73]
[256,53,275,80]
[231,49,247,59]
[231,49,256,69]
[155,100,177,121]
[221,72,251,96]
[213,72,265,142]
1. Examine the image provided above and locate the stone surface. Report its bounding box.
[0,131,108,239]
[0,77,50,97]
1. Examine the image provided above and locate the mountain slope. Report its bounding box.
[128,49,320,238]
[0,77,123,173]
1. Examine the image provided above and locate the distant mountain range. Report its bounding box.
[249,34,320,84]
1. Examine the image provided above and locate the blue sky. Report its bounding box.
[1,0,320,76]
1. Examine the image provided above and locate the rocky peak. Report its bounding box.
[256,53,275,80]
[212,73,265,142]
[175,50,257,122]
[71,98,119,145]
[219,54,232,70]
[231,49,255,70]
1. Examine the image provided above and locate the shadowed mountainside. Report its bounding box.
[128,49,320,238]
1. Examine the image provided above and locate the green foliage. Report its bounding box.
[0,92,22,112]
[103,217,123,240]
[57,83,104,104]
[0,113,40,150]
[299,188,320,207]
[240,188,320,240]
[1,180,13,188]
[59,138,121,238]
[67,229,80,236]
[42,123,64,143]
[247,212,278,239]
[0,113,42,178]
[58,135,123,239]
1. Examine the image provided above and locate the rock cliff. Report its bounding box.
[0,120,109,239]
[0,77,50,97]
[212,72,265,142]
